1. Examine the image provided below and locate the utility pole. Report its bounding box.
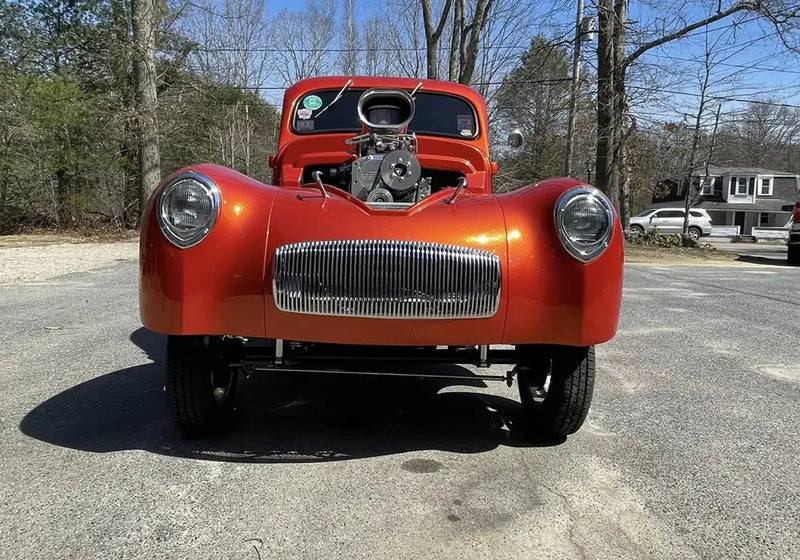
[564,0,587,177]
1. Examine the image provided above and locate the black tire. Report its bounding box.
[517,345,595,438]
[630,225,645,237]
[687,227,701,241]
[165,335,237,437]
[788,245,800,266]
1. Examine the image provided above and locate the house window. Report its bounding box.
[699,178,714,195]
[736,177,749,195]
[759,177,773,196]
[760,213,770,226]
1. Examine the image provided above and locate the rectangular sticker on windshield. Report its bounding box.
[295,119,314,131]
[457,114,474,136]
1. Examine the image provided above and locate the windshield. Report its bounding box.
[292,89,478,139]
[635,208,656,217]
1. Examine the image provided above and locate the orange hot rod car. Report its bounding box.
[140,76,623,438]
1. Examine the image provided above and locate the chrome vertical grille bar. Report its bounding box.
[273,239,501,319]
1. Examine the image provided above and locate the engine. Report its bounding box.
[344,89,431,205]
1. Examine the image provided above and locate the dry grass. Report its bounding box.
[0,229,138,248]
[624,243,737,264]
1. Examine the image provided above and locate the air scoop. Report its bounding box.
[357,89,415,132]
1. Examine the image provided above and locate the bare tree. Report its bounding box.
[681,31,721,241]
[131,0,161,217]
[191,0,271,89]
[339,0,358,74]
[596,0,800,228]
[186,0,273,176]
[421,0,452,79]
[271,0,335,85]
[379,0,426,77]
[454,0,495,84]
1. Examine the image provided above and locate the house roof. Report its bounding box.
[651,199,794,213]
[692,164,799,177]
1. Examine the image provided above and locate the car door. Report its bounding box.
[657,210,685,233]
[649,210,670,233]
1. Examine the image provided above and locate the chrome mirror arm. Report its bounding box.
[446,177,468,205]
[311,171,330,199]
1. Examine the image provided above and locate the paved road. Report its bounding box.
[1,255,798,559]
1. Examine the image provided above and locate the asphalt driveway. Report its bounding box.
[0,247,797,559]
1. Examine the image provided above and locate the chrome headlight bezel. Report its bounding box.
[157,171,221,249]
[554,186,615,262]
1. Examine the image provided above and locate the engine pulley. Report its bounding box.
[379,150,421,193]
[367,188,394,203]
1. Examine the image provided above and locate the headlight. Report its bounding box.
[554,186,615,262]
[157,172,221,248]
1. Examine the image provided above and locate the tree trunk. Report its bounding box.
[131,0,161,222]
[595,0,617,208]
[457,0,493,85]
[420,0,452,79]
[55,168,69,228]
[111,0,138,228]
[612,0,628,227]
[449,0,464,81]
[245,104,251,177]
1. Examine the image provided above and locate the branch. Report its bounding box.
[421,0,452,42]
[623,2,756,66]
[432,0,453,42]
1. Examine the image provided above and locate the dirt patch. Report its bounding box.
[0,230,138,248]
[624,244,737,265]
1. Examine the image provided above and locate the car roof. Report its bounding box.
[648,208,709,213]
[285,76,484,102]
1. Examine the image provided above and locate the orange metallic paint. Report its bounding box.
[140,77,623,347]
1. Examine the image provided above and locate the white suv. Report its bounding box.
[629,208,712,241]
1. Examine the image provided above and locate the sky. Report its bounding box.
[192,0,800,125]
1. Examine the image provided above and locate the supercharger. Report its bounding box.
[345,89,432,204]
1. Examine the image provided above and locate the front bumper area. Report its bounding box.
[140,167,624,347]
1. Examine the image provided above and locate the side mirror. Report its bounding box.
[507,129,524,149]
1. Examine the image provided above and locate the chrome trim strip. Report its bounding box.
[273,240,501,319]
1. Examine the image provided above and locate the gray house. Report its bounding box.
[651,164,799,235]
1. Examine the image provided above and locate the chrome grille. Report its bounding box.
[273,239,501,319]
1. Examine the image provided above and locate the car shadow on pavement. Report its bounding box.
[20,328,563,463]
[735,254,792,267]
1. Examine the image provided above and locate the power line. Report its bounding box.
[192,44,533,54]
[638,52,800,76]
[627,85,800,109]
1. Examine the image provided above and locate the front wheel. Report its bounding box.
[629,224,645,237]
[165,335,238,437]
[687,227,702,242]
[517,345,595,438]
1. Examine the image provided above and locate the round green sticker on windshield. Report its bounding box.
[303,95,323,111]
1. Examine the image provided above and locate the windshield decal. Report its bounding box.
[295,119,314,131]
[457,114,474,136]
[302,95,323,111]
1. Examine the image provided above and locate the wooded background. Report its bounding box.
[1,0,799,233]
